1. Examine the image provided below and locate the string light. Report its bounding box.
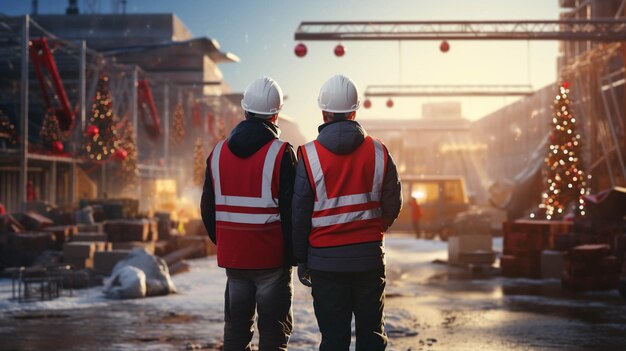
[540,81,588,219]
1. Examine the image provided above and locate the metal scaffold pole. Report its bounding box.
[19,15,30,210]
[163,83,170,176]
[131,66,140,199]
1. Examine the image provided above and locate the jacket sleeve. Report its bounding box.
[291,147,314,263]
[381,146,402,231]
[200,153,217,244]
[279,143,298,267]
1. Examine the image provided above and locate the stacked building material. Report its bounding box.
[88,219,160,274]
[112,241,156,255]
[105,219,153,242]
[175,235,215,258]
[562,244,620,291]
[453,211,492,237]
[540,250,566,279]
[72,232,108,242]
[43,225,78,250]
[15,212,53,231]
[448,234,493,265]
[501,220,572,278]
[93,250,131,275]
[63,241,111,269]
[3,232,54,266]
[77,223,104,233]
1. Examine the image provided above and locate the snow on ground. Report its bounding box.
[7,235,620,351]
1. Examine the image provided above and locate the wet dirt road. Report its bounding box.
[1,235,625,351]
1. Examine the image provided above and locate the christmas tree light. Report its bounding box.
[171,103,185,147]
[119,123,138,188]
[40,110,64,152]
[193,138,205,187]
[539,82,588,220]
[0,110,19,148]
[85,73,119,161]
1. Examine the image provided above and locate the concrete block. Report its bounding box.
[93,250,131,275]
[72,232,109,242]
[105,220,150,242]
[65,257,93,269]
[112,241,155,255]
[16,212,53,231]
[8,232,54,252]
[541,250,565,279]
[448,235,492,264]
[63,242,96,259]
[77,223,104,233]
[44,225,78,250]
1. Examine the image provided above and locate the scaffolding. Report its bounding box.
[0,15,241,212]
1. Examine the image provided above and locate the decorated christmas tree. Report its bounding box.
[193,138,205,187]
[119,123,138,188]
[0,110,19,148]
[85,73,119,161]
[171,103,185,147]
[40,110,64,153]
[540,81,588,220]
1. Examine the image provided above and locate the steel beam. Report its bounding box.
[364,84,535,97]
[19,15,29,210]
[295,20,626,41]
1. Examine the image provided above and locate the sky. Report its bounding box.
[1,0,561,139]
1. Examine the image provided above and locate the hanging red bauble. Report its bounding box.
[439,40,450,53]
[114,148,128,161]
[386,98,394,108]
[87,125,99,138]
[52,141,64,153]
[294,43,307,57]
[363,99,372,109]
[562,81,570,89]
[334,44,345,57]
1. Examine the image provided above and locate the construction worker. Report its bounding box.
[200,76,297,351]
[410,195,423,238]
[292,74,402,350]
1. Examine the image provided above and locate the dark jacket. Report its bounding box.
[200,118,298,267]
[292,120,402,272]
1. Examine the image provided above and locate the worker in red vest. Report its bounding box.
[201,76,297,351]
[410,196,423,238]
[292,74,402,350]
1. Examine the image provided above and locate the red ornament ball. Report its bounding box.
[363,99,372,109]
[439,40,450,53]
[114,148,128,161]
[51,141,64,153]
[294,43,307,58]
[87,125,99,138]
[334,44,345,57]
[386,99,394,108]
[562,81,570,89]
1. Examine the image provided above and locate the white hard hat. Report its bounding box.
[241,76,284,115]
[317,74,360,113]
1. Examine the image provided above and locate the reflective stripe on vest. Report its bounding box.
[211,139,283,224]
[303,138,385,228]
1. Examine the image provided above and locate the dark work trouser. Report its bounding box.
[223,267,293,351]
[310,267,387,351]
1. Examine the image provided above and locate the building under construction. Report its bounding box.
[0,5,304,213]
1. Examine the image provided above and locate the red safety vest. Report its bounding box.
[210,139,286,269]
[300,136,388,248]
